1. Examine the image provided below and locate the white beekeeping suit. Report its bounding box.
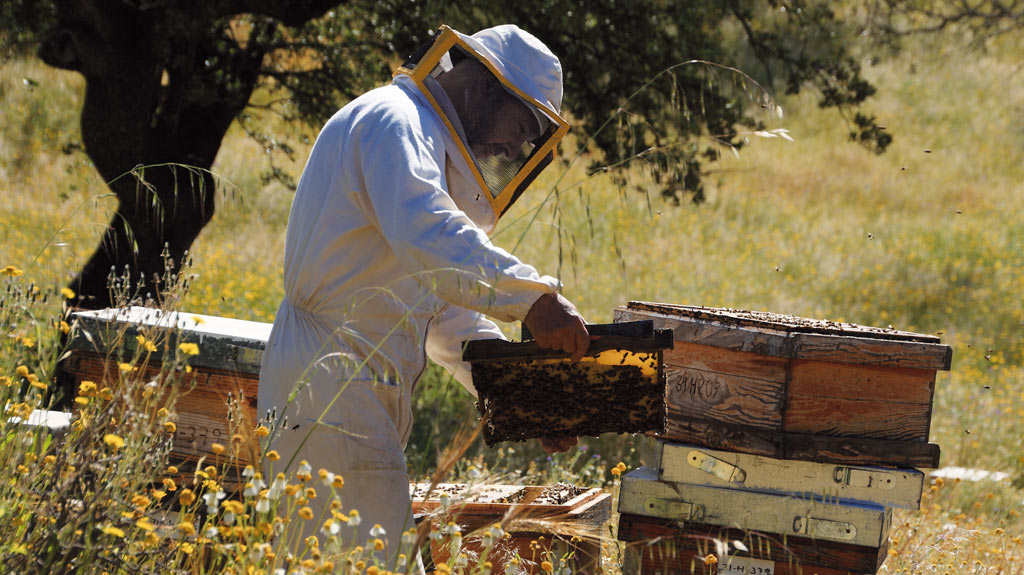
[257,24,568,559]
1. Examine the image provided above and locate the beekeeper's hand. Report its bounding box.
[540,436,578,454]
[524,292,591,362]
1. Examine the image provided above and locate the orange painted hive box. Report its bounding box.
[614,302,953,468]
[411,482,611,575]
[64,306,271,476]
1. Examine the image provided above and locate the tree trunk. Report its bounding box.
[39,0,266,309]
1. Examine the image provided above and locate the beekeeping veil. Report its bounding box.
[395,25,569,222]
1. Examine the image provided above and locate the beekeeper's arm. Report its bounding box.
[424,305,502,397]
[351,102,588,360]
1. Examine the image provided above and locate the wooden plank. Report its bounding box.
[654,426,941,469]
[463,331,673,362]
[666,368,785,431]
[783,434,940,469]
[619,468,891,548]
[615,308,793,359]
[658,419,784,458]
[783,399,930,442]
[618,514,888,573]
[665,341,789,381]
[788,360,935,404]
[790,333,952,370]
[639,438,925,509]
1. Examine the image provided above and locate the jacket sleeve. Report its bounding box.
[346,98,558,322]
[424,304,506,397]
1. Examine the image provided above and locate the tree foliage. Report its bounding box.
[2,0,895,307]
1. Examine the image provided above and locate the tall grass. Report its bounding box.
[1,24,1022,575]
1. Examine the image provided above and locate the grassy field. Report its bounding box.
[1,23,1022,575]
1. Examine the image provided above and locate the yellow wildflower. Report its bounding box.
[0,376,10,387]
[60,287,76,299]
[368,567,380,575]
[211,443,226,455]
[118,362,136,373]
[136,335,158,352]
[44,455,57,465]
[79,381,98,396]
[167,465,179,474]
[101,525,126,538]
[179,489,196,506]
[163,478,177,491]
[103,434,125,449]
[374,538,385,551]
[299,506,314,520]
[16,366,29,378]
[1,266,23,277]
[131,494,151,508]
[136,517,155,531]
[265,450,280,462]
[703,554,718,566]
[178,342,199,356]
[59,321,70,334]
[30,378,47,390]
[21,337,34,348]
[74,397,90,406]
[180,542,195,554]
[332,475,344,489]
[255,425,270,438]
[151,489,166,501]
[541,561,553,573]
[164,421,177,433]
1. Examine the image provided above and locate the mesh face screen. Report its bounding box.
[399,28,566,218]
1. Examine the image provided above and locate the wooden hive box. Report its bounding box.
[618,513,888,575]
[411,482,611,575]
[65,306,271,477]
[638,438,925,510]
[614,302,953,468]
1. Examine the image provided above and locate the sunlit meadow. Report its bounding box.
[1,23,1021,575]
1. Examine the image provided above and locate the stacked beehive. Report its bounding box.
[613,301,953,575]
[65,306,271,484]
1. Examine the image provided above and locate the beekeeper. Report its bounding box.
[257,24,586,557]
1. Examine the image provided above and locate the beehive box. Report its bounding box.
[618,513,888,575]
[463,322,673,445]
[638,438,925,509]
[64,306,271,474]
[619,467,892,549]
[411,482,611,575]
[614,302,953,468]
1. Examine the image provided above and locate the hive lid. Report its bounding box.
[628,301,940,343]
[69,306,272,375]
[620,302,952,370]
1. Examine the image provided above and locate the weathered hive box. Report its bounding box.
[618,467,892,549]
[614,302,953,468]
[618,513,888,575]
[411,482,611,575]
[639,438,925,509]
[463,321,673,445]
[65,306,271,471]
